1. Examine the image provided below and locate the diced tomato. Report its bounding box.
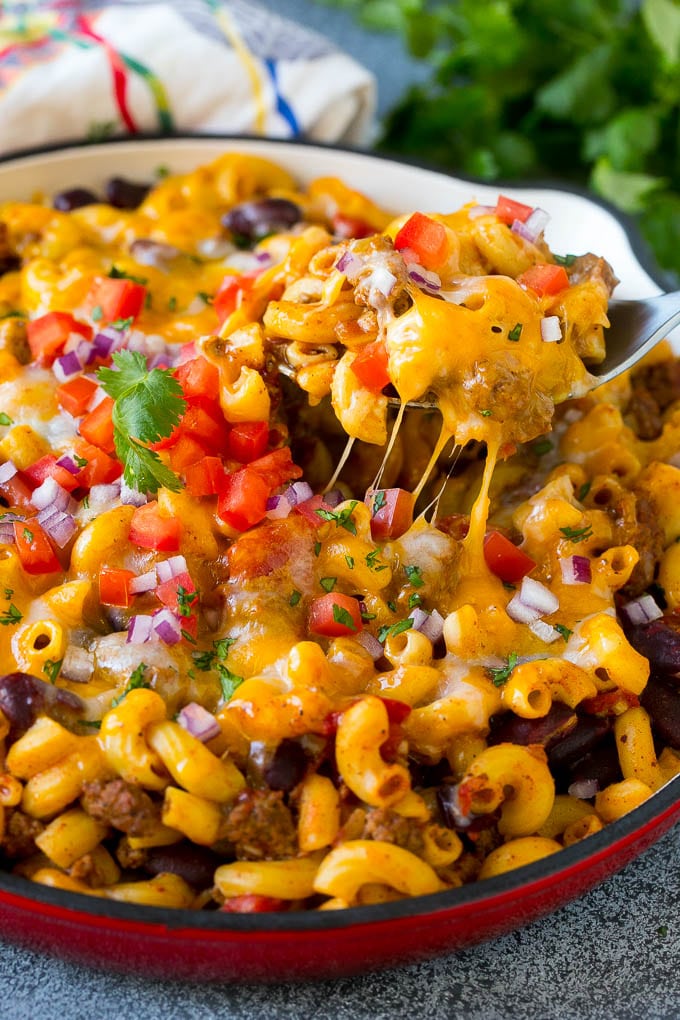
[0,471,33,509]
[56,376,98,417]
[308,592,363,637]
[23,455,79,493]
[74,442,122,488]
[294,494,335,528]
[517,263,570,297]
[213,271,259,326]
[248,447,302,489]
[12,520,61,575]
[366,488,414,541]
[155,570,198,636]
[179,398,230,456]
[332,213,376,240]
[483,530,536,582]
[581,689,640,717]
[175,356,220,401]
[79,396,115,454]
[86,277,147,323]
[350,340,390,392]
[184,456,227,498]
[380,697,412,724]
[494,195,534,225]
[394,212,447,269]
[129,501,181,552]
[169,433,209,473]
[99,567,136,608]
[26,312,92,365]
[219,895,286,914]
[217,468,269,532]
[227,421,269,463]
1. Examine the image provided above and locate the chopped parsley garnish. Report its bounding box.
[404,564,424,588]
[111,662,150,707]
[487,652,520,687]
[74,454,89,468]
[0,413,13,426]
[144,293,152,311]
[82,496,90,509]
[181,629,197,644]
[508,323,523,342]
[554,254,577,267]
[361,609,377,622]
[320,576,337,593]
[532,439,553,456]
[4,588,13,599]
[502,581,517,591]
[378,617,414,643]
[313,541,322,557]
[168,296,178,312]
[365,549,387,572]
[480,409,492,417]
[553,623,573,641]
[371,490,387,512]
[314,501,358,535]
[192,649,216,671]
[91,305,103,322]
[559,524,593,543]
[156,164,170,179]
[110,316,135,331]
[578,481,591,502]
[0,603,22,626]
[190,638,241,698]
[0,311,24,320]
[176,585,199,617]
[408,592,422,609]
[108,265,148,285]
[387,600,397,613]
[289,590,302,607]
[79,719,102,730]
[98,350,186,494]
[214,637,235,660]
[196,291,213,304]
[22,527,33,543]
[43,658,62,684]
[345,554,355,570]
[218,667,244,702]
[332,603,357,631]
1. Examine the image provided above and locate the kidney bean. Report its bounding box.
[53,188,99,212]
[624,619,680,677]
[547,715,611,775]
[488,701,577,749]
[144,842,223,889]
[563,735,622,793]
[641,675,680,749]
[105,177,150,210]
[222,198,301,244]
[264,739,308,792]
[437,782,499,832]
[0,672,83,741]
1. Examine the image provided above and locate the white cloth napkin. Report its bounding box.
[0,0,376,154]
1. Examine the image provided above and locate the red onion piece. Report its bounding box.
[567,778,599,799]
[355,630,384,660]
[156,555,188,583]
[507,576,559,623]
[323,489,343,508]
[619,594,664,627]
[511,207,549,243]
[0,522,15,544]
[53,350,83,382]
[560,555,592,585]
[468,204,495,219]
[367,266,397,298]
[265,494,292,520]
[127,615,154,644]
[411,607,445,643]
[406,263,441,292]
[177,702,221,743]
[0,460,17,484]
[120,480,148,507]
[60,645,95,683]
[31,476,76,513]
[38,508,77,548]
[87,482,121,510]
[86,330,121,364]
[152,608,183,645]
[129,568,158,594]
[56,455,80,476]
[284,481,313,507]
[541,316,562,343]
[528,619,560,643]
[336,250,363,280]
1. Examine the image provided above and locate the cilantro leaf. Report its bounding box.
[320,577,337,593]
[332,603,358,631]
[559,524,594,543]
[404,564,424,588]
[111,662,150,707]
[378,617,414,643]
[487,652,520,687]
[553,623,573,641]
[218,666,244,701]
[0,603,22,626]
[43,658,62,684]
[108,265,148,285]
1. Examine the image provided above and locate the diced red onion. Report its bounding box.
[411,607,445,643]
[367,266,397,298]
[31,476,76,513]
[86,330,122,364]
[541,316,562,343]
[0,522,15,544]
[284,481,313,507]
[468,204,495,219]
[511,207,549,243]
[355,630,384,660]
[568,778,599,799]
[619,594,664,627]
[56,455,80,476]
[156,555,188,583]
[0,460,17,484]
[407,263,441,292]
[60,645,95,683]
[37,508,77,548]
[560,555,592,586]
[129,568,158,594]
[323,489,343,508]
[336,250,363,280]
[528,619,560,643]
[87,482,121,510]
[177,702,221,743]
[126,614,154,644]
[265,494,292,520]
[147,353,169,370]
[120,480,148,507]
[53,350,83,382]
[86,386,109,412]
[507,576,559,623]
[152,608,183,645]
[255,251,273,265]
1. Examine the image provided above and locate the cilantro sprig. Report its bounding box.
[559,524,594,543]
[97,350,186,494]
[487,652,520,687]
[111,663,150,707]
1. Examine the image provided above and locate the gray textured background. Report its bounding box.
[1,2,678,1016]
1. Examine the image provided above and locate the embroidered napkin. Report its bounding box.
[0,0,376,154]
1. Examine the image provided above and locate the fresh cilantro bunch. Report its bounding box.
[316,0,680,283]
[98,350,186,494]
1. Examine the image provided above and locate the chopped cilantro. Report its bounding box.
[371,490,387,512]
[559,524,594,543]
[345,554,355,570]
[0,413,13,426]
[378,617,414,643]
[214,637,235,660]
[91,305,103,322]
[554,254,577,267]
[315,501,358,535]
[508,323,523,342]
[332,603,357,631]
[0,603,22,626]
[144,293,152,311]
[155,164,170,179]
[289,590,302,607]
[366,550,388,572]
[192,649,216,672]
[176,585,199,618]
[480,409,492,417]
[320,576,337,593]
[532,439,553,456]
[503,581,517,591]
[218,666,244,701]
[387,600,397,613]
[168,295,178,312]
[3,587,13,599]
[0,311,24,320]
[553,623,573,641]
[180,629,197,644]
[578,481,592,502]
[110,316,135,331]
[197,291,213,304]
[74,454,89,468]
[404,564,424,588]
[408,592,422,609]
[487,652,520,687]
[43,658,63,684]
[108,265,148,285]
[313,541,322,557]
[361,609,377,622]
[79,719,102,730]
[82,496,90,509]
[22,527,33,543]
[111,662,150,707]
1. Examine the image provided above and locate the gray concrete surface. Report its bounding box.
[1,2,678,1016]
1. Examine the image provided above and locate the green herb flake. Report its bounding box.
[345,554,355,570]
[332,602,357,631]
[559,524,594,543]
[320,576,337,593]
[192,649,216,672]
[82,496,90,509]
[532,439,553,456]
[156,165,170,179]
[43,658,63,685]
[313,541,322,557]
[378,617,414,643]
[74,454,89,468]
[79,719,102,730]
[176,585,199,618]
[361,609,377,622]
[0,413,13,426]
[218,667,244,702]
[289,590,302,607]
[91,305,103,322]
[0,603,22,626]
[168,295,178,312]
[180,629,197,644]
[214,637,235,660]
[108,265,148,285]
[408,592,422,609]
[404,564,424,588]
[110,316,135,331]
[365,549,388,572]
[387,601,397,613]
[502,581,517,591]
[553,623,573,641]
[111,662,150,707]
[197,291,213,305]
[480,409,492,417]
[315,501,358,535]
[487,652,520,687]
[22,527,33,543]
[578,481,592,502]
[657,925,669,938]
[554,254,577,267]
[3,588,13,599]
[508,323,523,342]
[371,490,387,512]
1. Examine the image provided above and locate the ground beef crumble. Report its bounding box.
[1,810,44,860]
[80,778,160,836]
[220,789,297,861]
